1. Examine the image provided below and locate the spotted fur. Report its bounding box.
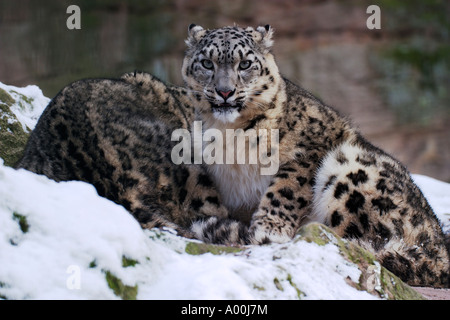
[16,71,229,237]
[182,25,449,287]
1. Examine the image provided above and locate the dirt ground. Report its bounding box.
[413,287,450,300]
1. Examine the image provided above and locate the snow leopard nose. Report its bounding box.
[216,88,235,101]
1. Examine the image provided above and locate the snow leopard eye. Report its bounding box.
[239,60,251,70]
[201,59,214,70]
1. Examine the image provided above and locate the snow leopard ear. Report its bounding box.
[250,24,274,53]
[185,24,206,48]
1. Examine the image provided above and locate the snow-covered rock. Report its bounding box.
[0,82,49,133]
[0,83,49,166]
[0,160,426,300]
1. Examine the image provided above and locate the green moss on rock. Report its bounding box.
[0,90,30,167]
[10,90,35,108]
[89,260,97,268]
[296,222,335,246]
[0,88,15,107]
[0,281,9,300]
[12,212,29,233]
[379,266,425,300]
[89,255,139,300]
[104,271,138,300]
[185,241,243,255]
[287,274,305,299]
[182,223,425,299]
[122,256,138,268]
[295,223,425,300]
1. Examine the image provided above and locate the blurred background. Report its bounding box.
[0,0,449,181]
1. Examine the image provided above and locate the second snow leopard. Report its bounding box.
[183,24,449,287]
[16,72,230,237]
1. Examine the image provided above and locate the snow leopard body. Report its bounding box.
[182,24,449,287]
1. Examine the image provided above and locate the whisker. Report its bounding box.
[185,89,205,95]
[245,99,269,111]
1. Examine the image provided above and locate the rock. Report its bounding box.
[297,223,425,300]
[185,241,244,255]
[0,88,30,167]
[184,223,425,300]
[413,287,450,300]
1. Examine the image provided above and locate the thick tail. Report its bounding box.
[190,217,252,246]
[446,233,450,258]
[141,215,196,239]
[355,238,450,288]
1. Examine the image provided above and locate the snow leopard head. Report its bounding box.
[182,24,281,123]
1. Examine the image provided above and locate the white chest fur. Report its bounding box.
[195,114,278,222]
[198,121,274,222]
[207,162,272,221]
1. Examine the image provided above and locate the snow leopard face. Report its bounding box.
[182,24,281,123]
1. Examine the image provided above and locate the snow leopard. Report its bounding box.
[183,24,449,287]
[16,71,230,237]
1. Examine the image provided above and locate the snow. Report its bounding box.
[412,174,450,234]
[0,161,378,300]
[0,82,449,300]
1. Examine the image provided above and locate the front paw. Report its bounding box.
[249,223,293,245]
